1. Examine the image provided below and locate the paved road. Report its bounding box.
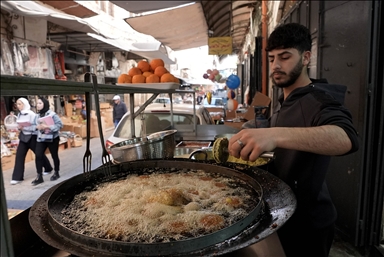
[3,130,113,210]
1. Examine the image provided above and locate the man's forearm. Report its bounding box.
[274,125,352,155]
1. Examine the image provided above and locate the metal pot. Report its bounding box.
[109,137,149,162]
[110,130,177,163]
[29,159,296,257]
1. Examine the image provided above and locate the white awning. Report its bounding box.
[87,36,175,64]
[124,3,208,51]
[0,1,100,34]
[128,42,175,64]
[117,1,258,55]
[1,1,175,61]
[110,1,194,14]
[47,32,175,63]
[87,33,131,52]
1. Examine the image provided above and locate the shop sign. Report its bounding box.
[208,37,232,55]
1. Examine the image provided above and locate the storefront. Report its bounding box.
[1,1,383,256]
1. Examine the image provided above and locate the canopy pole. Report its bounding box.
[261,1,268,95]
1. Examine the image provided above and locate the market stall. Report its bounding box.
[1,74,294,256]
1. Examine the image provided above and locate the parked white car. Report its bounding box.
[106,103,214,148]
[152,97,171,104]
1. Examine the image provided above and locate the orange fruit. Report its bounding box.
[117,74,132,83]
[132,74,146,83]
[142,71,153,78]
[160,73,176,83]
[150,59,164,71]
[128,67,142,77]
[173,76,179,83]
[146,74,160,83]
[154,66,168,77]
[137,60,150,73]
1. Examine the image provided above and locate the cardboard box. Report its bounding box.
[226,110,237,119]
[62,124,75,133]
[101,109,114,129]
[90,110,106,138]
[60,116,72,124]
[243,92,271,121]
[77,116,85,124]
[90,116,106,138]
[100,102,111,109]
[1,155,15,170]
[2,144,61,168]
[67,115,82,124]
[73,124,86,138]
[64,103,73,117]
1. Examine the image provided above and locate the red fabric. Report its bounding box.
[54,51,67,81]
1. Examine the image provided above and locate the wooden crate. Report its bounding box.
[1,155,15,170]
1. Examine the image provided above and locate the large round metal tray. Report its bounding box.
[29,159,296,257]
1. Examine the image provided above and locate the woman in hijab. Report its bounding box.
[33,96,63,186]
[10,97,53,185]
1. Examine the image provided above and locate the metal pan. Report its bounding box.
[29,160,296,257]
[30,160,268,256]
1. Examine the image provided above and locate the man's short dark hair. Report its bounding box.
[265,23,312,53]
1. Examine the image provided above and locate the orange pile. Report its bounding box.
[117,59,179,84]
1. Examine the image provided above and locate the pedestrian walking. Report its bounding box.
[10,97,53,185]
[32,97,63,186]
[112,95,127,127]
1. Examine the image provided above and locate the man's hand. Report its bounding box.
[228,128,277,162]
[228,125,352,162]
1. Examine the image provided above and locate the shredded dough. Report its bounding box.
[61,169,259,243]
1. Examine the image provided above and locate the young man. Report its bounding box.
[112,95,127,127]
[228,23,359,256]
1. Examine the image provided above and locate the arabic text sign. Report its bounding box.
[208,37,232,55]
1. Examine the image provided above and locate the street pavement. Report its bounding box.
[3,129,113,211]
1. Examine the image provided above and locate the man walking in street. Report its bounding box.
[112,95,127,127]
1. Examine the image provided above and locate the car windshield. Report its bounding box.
[113,112,203,138]
[153,98,170,104]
